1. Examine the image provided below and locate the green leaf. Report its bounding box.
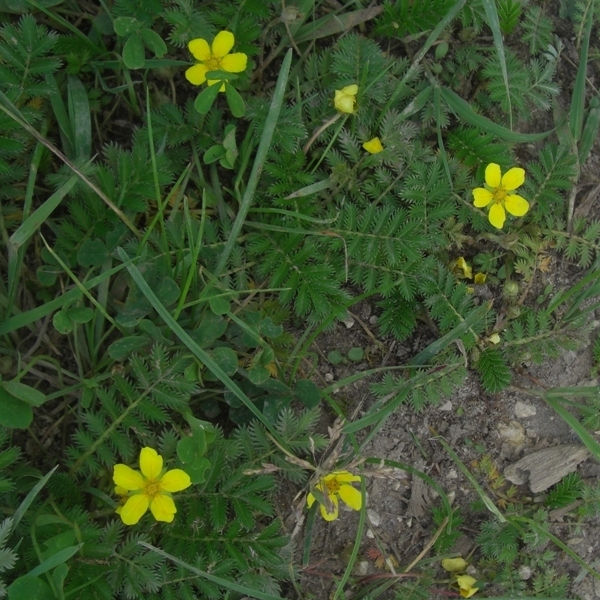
[208,291,231,315]
[122,32,145,69]
[107,335,150,361]
[156,277,180,306]
[8,576,54,600]
[0,392,32,429]
[2,380,46,407]
[114,16,139,36]
[225,84,245,117]
[294,379,321,408]
[210,347,238,376]
[476,347,511,393]
[327,350,344,364]
[67,306,93,324]
[193,84,221,114]
[347,347,364,362]
[52,309,73,334]
[141,28,167,58]
[248,365,270,385]
[203,145,226,165]
[77,238,108,267]
[67,75,91,159]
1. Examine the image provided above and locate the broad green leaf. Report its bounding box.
[225,84,245,117]
[8,576,54,600]
[0,392,32,429]
[122,32,145,69]
[113,16,139,36]
[193,84,221,114]
[52,309,73,334]
[141,28,167,58]
[2,381,46,407]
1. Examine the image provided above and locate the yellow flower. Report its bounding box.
[474,272,487,284]
[488,333,501,344]
[113,447,191,525]
[363,137,383,154]
[452,256,473,279]
[442,557,468,572]
[472,163,529,229]
[185,30,247,92]
[456,574,479,598]
[306,470,362,521]
[334,84,358,114]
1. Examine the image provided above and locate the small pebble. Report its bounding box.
[498,421,525,444]
[324,372,334,382]
[439,400,453,411]
[357,560,370,575]
[343,315,355,329]
[369,315,378,325]
[367,508,381,527]
[514,400,536,419]
[366,528,375,539]
[518,565,532,580]
[446,468,458,480]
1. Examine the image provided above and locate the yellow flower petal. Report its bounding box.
[140,447,163,481]
[457,574,478,598]
[114,485,129,496]
[221,52,247,73]
[185,63,208,85]
[113,464,144,491]
[454,257,472,279]
[442,557,468,572]
[504,193,529,217]
[488,202,506,229]
[484,163,501,188]
[474,272,487,284]
[338,483,362,511]
[327,471,361,483]
[119,494,149,525]
[306,492,316,508]
[188,38,211,61]
[212,30,234,58]
[150,493,177,522]
[320,495,339,521]
[341,84,358,96]
[362,137,383,154]
[160,468,192,492]
[472,188,493,207]
[501,167,525,191]
[334,90,356,114]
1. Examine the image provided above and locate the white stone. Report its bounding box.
[439,400,453,411]
[514,401,537,419]
[367,509,381,527]
[498,421,525,444]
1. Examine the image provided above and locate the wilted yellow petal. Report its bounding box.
[472,188,493,207]
[185,64,208,85]
[362,137,383,154]
[160,469,192,492]
[113,464,144,491]
[338,483,362,511]
[119,494,149,525]
[504,194,529,217]
[442,557,467,572]
[320,495,339,521]
[454,257,472,279]
[474,272,487,284]
[212,30,234,57]
[340,84,358,96]
[501,167,525,191]
[488,333,501,344]
[484,163,501,188]
[334,89,356,114]
[488,202,505,229]
[457,574,478,598]
[140,447,163,480]
[188,38,211,61]
[150,493,177,522]
[221,52,247,73]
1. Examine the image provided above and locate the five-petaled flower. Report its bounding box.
[113,447,191,525]
[472,163,529,229]
[185,30,247,92]
[306,470,362,521]
[457,574,479,598]
[334,84,358,114]
[363,137,383,154]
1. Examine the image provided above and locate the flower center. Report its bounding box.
[206,56,221,72]
[325,478,340,495]
[493,187,507,203]
[145,481,160,498]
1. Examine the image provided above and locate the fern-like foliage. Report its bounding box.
[476,347,511,393]
[376,295,417,341]
[0,519,17,598]
[521,4,554,54]
[376,0,457,37]
[67,347,197,475]
[553,218,600,267]
[497,0,522,34]
[477,520,520,563]
[448,127,513,172]
[420,262,492,349]
[527,144,577,225]
[545,472,583,508]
